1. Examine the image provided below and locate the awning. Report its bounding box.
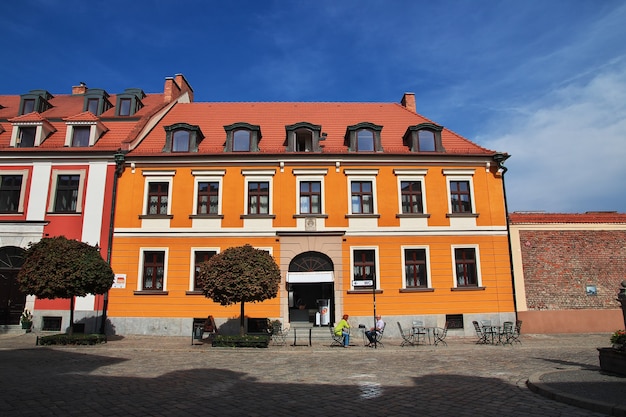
[286,271,334,283]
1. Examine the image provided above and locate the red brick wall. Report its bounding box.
[519,230,626,311]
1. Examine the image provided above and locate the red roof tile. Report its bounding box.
[509,212,626,224]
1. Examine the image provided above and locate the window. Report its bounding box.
[300,181,321,214]
[224,123,261,152]
[248,181,269,214]
[83,88,112,116]
[403,123,444,152]
[53,175,80,212]
[71,126,90,147]
[118,98,131,116]
[163,123,204,153]
[351,181,373,214]
[454,248,478,287]
[172,130,190,152]
[356,129,374,151]
[197,182,219,214]
[142,251,165,290]
[400,181,423,214]
[353,249,376,289]
[450,180,472,213]
[18,127,36,148]
[285,122,323,152]
[87,98,99,114]
[22,99,35,114]
[194,250,217,290]
[404,248,428,288]
[0,175,23,213]
[233,130,251,151]
[345,122,383,152]
[19,90,53,115]
[147,182,169,215]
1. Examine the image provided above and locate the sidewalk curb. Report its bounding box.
[527,371,626,417]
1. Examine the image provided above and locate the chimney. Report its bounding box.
[401,92,415,113]
[72,82,87,95]
[163,74,194,103]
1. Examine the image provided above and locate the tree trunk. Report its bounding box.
[239,302,245,336]
[68,297,75,335]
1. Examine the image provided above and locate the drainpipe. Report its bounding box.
[99,150,125,335]
[493,153,517,320]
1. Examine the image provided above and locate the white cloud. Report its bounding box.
[481,67,626,213]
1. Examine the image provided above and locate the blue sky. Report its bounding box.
[3,0,625,213]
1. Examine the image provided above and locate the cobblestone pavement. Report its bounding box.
[0,332,620,416]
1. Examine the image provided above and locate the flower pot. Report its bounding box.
[598,347,626,376]
[21,322,32,330]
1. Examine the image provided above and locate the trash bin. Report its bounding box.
[317,299,330,326]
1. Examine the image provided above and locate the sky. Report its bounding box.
[2,0,625,213]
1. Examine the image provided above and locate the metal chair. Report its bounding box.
[412,320,427,344]
[368,324,385,348]
[271,322,290,346]
[510,320,523,344]
[397,322,417,347]
[472,320,488,344]
[499,321,514,345]
[329,324,344,347]
[433,321,449,346]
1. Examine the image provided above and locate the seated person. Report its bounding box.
[334,314,351,348]
[365,315,385,346]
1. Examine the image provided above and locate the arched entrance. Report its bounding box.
[0,246,26,325]
[287,251,334,325]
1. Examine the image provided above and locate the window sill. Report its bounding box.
[189,214,224,219]
[451,286,485,291]
[240,214,276,219]
[185,290,204,295]
[347,289,383,294]
[46,212,81,215]
[345,214,380,219]
[399,288,434,293]
[139,214,174,219]
[293,214,329,218]
[396,213,431,218]
[446,213,479,218]
[133,290,169,295]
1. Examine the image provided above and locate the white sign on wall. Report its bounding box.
[112,274,126,289]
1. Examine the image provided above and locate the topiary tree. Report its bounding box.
[17,236,114,334]
[197,244,281,335]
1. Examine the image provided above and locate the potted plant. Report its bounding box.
[20,309,33,331]
[598,329,626,376]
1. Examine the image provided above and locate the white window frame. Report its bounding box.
[64,121,107,147]
[189,247,220,291]
[350,246,380,290]
[0,169,29,214]
[294,169,327,215]
[191,170,225,215]
[10,121,55,147]
[394,169,428,214]
[345,169,378,215]
[142,171,175,216]
[401,245,431,289]
[47,169,87,213]
[443,169,476,214]
[450,244,482,288]
[242,170,275,215]
[138,247,169,291]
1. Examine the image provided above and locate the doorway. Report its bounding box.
[287,251,335,325]
[0,246,26,326]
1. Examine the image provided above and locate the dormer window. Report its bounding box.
[285,122,323,152]
[403,123,444,152]
[9,114,56,148]
[63,114,108,147]
[224,123,261,152]
[115,88,145,117]
[345,123,383,152]
[18,127,36,148]
[19,90,53,115]
[83,89,112,116]
[163,123,204,153]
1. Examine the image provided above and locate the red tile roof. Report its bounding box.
[509,212,626,224]
[128,101,496,156]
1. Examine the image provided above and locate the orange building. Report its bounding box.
[107,84,514,337]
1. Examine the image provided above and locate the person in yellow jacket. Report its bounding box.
[334,314,351,348]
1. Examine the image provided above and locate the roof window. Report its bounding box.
[115,88,145,116]
[19,90,53,115]
[403,123,444,152]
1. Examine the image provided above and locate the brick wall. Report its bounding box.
[519,230,626,311]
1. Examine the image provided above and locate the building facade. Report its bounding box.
[0,74,192,333]
[509,211,626,333]
[107,87,515,337]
